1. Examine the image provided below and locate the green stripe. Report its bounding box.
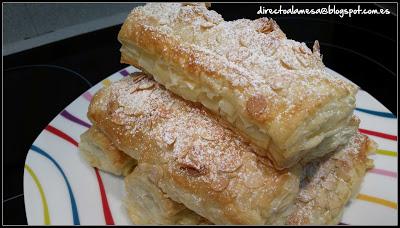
[25,164,51,225]
[376,149,397,157]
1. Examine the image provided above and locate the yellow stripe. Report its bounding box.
[25,164,51,225]
[102,79,111,87]
[357,194,397,209]
[376,149,397,157]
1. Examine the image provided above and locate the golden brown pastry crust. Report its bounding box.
[79,126,136,176]
[122,133,374,225]
[88,73,301,224]
[81,121,374,224]
[117,3,359,168]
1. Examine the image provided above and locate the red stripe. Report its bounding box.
[359,128,397,141]
[45,125,78,147]
[45,124,115,224]
[94,168,115,225]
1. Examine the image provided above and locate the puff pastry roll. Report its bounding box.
[90,128,373,225]
[88,73,301,224]
[79,126,136,176]
[118,3,359,168]
[124,133,374,225]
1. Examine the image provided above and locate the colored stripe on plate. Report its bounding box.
[45,124,114,225]
[82,91,93,102]
[119,69,129,77]
[60,110,91,128]
[369,168,397,178]
[359,128,397,141]
[356,194,397,209]
[94,168,115,224]
[45,125,78,147]
[102,79,111,87]
[375,149,397,157]
[30,145,80,224]
[355,107,396,118]
[25,164,51,225]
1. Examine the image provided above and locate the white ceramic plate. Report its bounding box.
[23,66,398,225]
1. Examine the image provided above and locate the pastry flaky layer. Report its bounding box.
[124,163,212,225]
[126,133,375,225]
[86,73,374,224]
[88,73,302,224]
[80,117,374,225]
[117,3,359,169]
[79,126,208,225]
[79,126,136,176]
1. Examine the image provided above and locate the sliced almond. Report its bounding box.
[138,81,155,90]
[210,172,230,192]
[200,21,214,29]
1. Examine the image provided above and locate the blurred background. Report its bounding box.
[2,2,397,225]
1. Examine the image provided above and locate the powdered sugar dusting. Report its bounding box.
[124,2,358,109]
[285,132,373,224]
[90,73,299,221]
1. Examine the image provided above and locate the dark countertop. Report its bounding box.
[3,3,397,225]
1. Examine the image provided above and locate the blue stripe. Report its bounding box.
[30,145,80,225]
[355,108,396,119]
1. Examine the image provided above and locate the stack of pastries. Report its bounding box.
[79,3,376,225]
